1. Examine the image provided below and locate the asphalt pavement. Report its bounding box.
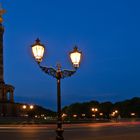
[0,121,140,140]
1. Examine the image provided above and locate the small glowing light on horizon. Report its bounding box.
[22,105,27,109]
[30,105,34,109]
[100,113,103,116]
[73,114,77,118]
[82,114,86,117]
[62,113,67,117]
[131,113,135,116]
[115,110,118,113]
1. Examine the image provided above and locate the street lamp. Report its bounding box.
[91,108,98,120]
[22,105,27,109]
[31,38,82,140]
[131,113,136,117]
[115,110,118,114]
[91,108,98,112]
[29,105,34,110]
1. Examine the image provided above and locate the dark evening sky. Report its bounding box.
[1,0,140,110]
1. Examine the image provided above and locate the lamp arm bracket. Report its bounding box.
[61,69,76,79]
[39,64,76,79]
[39,65,57,78]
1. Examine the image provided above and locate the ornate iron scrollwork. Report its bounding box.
[39,65,76,79]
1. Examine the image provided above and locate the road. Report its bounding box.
[0,121,140,140]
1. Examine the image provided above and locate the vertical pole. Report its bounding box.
[0,23,4,84]
[56,77,64,140]
[0,23,4,116]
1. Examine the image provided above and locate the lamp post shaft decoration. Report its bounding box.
[31,38,82,140]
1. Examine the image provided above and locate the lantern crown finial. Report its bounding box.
[74,45,78,50]
[35,38,40,43]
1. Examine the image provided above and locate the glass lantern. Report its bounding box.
[70,46,82,68]
[31,38,45,63]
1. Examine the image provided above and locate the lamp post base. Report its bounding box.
[56,128,64,140]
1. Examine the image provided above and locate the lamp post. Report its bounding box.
[91,108,98,120]
[31,38,82,140]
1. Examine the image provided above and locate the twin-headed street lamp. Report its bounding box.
[91,108,98,112]
[91,108,98,120]
[31,38,82,140]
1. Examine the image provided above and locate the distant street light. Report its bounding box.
[62,113,67,118]
[115,110,118,114]
[131,113,136,116]
[92,114,95,117]
[91,108,98,112]
[73,114,77,118]
[82,114,86,117]
[31,38,82,140]
[91,108,98,120]
[22,105,27,109]
[99,113,103,116]
[29,105,34,110]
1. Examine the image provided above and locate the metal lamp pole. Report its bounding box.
[56,72,63,139]
[31,39,82,140]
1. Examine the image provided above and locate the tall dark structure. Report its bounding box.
[0,6,15,116]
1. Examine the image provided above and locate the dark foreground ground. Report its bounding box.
[0,121,140,140]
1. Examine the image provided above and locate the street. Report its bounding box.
[0,121,140,140]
